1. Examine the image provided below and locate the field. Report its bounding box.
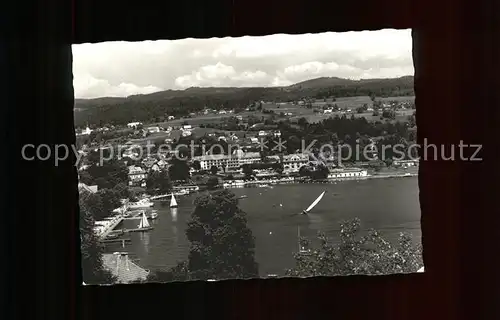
[154,110,271,128]
[124,95,416,142]
[312,96,374,108]
[376,96,415,103]
[264,96,415,124]
[303,108,414,124]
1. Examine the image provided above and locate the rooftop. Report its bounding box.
[102,253,149,284]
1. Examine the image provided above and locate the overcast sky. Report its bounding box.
[72,29,413,99]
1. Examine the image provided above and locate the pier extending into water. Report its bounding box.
[97,215,124,240]
[101,238,132,244]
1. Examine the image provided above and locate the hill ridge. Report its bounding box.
[75,75,414,102]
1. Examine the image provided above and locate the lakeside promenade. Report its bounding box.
[221,168,418,189]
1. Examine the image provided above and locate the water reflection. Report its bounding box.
[170,207,178,222]
[171,225,178,244]
[139,231,150,253]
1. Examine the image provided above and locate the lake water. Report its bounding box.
[105,177,420,277]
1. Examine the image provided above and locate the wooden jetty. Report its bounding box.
[125,227,154,233]
[98,216,124,240]
[100,238,132,244]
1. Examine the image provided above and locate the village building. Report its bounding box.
[128,165,147,186]
[146,126,160,134]
[392,159,419,167]
[192,151,261,172]
[127,122,142,129]
[269,153,309,173]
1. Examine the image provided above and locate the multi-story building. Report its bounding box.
[128,165,147,186]
[268,153,310,173]
[192,151,261,172]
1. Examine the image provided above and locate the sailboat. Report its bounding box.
[170,194,178,208]
[302,191,326,215]
[137,212,152,230]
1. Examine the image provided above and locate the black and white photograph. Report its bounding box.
[73,28,423,285]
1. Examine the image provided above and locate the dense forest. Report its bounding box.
[74,76,414,127]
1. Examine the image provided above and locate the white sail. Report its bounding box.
[170,194,178,208]
[141,212,150,228]
[138,212,150,228]
[304,191,326,213]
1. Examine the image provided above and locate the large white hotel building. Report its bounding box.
[192,151,310,173]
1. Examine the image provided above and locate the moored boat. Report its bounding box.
[136,212,153,231]
[128,198,154,209]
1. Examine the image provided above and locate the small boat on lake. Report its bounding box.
[301,191,326,215]
[170,194,178,208]
[150,210,158,219]
[136,212,153,231]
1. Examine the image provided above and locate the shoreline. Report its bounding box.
[221,171,418,189]
[367,172,418,180]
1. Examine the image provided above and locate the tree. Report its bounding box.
[169,158,190,181]
[297,117,308,127]
[407,114,416,127]
[185,190,259,280]
[85,159,128,189]
[78,170,93,185]
[97,189,122,218]
[82,192,105,220]
[112,182,130,199]
[210,165,219,175]
[241,164,255,178]
[382,109,396,120]
[272,162,284,175]
[145,261,191,283]
[298,165,312,177]
[146,170,172,195]
[285,218,423,277]
[287,135,301,153]
[311,164,330,180]
[206,176,220,190]
[79,191,117,284]
[192,160,201,171]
